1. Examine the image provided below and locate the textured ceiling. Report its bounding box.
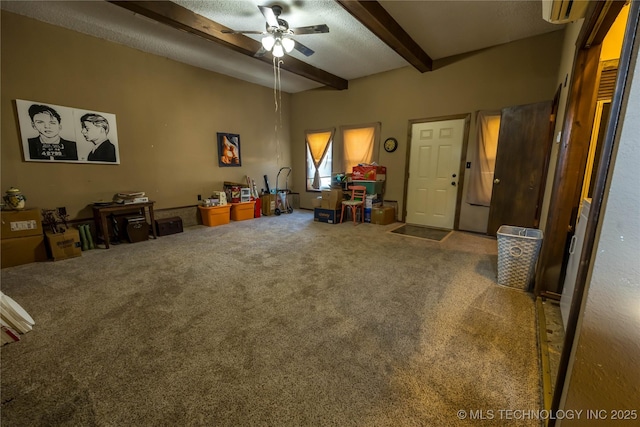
[382,0,563,60]
[1,1,563,93]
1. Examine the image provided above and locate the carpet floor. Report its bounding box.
[1,210,542,426]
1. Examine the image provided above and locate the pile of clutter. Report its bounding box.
[200,191,227,207]
[201,176,261,207]
[42,207,94,252]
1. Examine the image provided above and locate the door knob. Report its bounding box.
[494,178,500,184]
[451,182,456,186]
[452,173,457,178]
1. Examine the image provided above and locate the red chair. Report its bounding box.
[340,185,367,225]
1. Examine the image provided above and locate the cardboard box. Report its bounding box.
[314,208,342,224]
[230,186,241,203]
[260,194,277,216]
[1,235,47,268]
[199,205,230,226]
[320,188,344,210]
[371,206,396,225]
[1,209,43,240]
[352,165,386,181]
[231,201,255,221]
[365,194,375,208]
[46,229,82,261]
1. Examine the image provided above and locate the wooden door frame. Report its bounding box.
[402,114,471,229]
[535,0,628,297]
[535,45,602,297]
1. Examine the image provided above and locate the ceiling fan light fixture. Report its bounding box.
[281,37,295,53]
[261,35,275,51]
[272,41,285,58]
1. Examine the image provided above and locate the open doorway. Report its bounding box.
[534,2,632,422]
[559,61,617,328]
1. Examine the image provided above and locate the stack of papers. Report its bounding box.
[1,291,35,345]
[113,191,149,204]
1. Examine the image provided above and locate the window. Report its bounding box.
[305,123,381,191]
[465,111,501,206]
[340,122,381,173]
[305,128,334,191]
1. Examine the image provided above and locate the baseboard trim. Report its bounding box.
[536,296,553,427]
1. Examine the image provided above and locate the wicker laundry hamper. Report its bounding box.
[496,225,544,291]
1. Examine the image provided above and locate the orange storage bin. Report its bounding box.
[199,205,231,226]
[231,201,255,221]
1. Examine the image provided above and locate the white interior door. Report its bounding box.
[406,119,465,229]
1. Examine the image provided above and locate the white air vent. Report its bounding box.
[542,0,589,24]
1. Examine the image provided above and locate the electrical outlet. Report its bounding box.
[197,194,202,201]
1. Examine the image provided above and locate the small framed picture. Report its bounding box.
[217,132,241,167]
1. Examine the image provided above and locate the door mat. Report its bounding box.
[389,224,452,242]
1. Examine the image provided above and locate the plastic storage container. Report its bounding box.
[199,205,231,226]
[351,180,384,195]
[496,225,543,291]
[230,201,255,221]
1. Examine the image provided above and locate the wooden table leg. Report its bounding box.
[148,205,157,239]
[93,208,109,249]
[101,213,110,249]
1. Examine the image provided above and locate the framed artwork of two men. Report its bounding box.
[15,99,120,164]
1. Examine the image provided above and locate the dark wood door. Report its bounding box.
[487,101,554,236]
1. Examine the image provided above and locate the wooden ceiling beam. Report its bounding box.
[337,0,433,72]
[109,1,348,90]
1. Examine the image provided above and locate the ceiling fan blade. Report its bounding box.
[221,30,265,35]
[293,40,315,57]
[258,5,280,28]
[290,24,329,35]
[253,46,268,58]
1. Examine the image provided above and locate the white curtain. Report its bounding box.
[341,123,380,173]
[466,111,501,206]
[306,129,334,189]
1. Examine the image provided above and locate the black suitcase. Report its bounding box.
[124,216,149,243]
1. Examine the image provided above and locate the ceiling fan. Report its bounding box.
[221,5,329,58]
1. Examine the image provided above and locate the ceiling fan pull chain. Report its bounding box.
[273,56,284,168]
[273,55,279,112]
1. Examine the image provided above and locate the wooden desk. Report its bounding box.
[92,201,157,249]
